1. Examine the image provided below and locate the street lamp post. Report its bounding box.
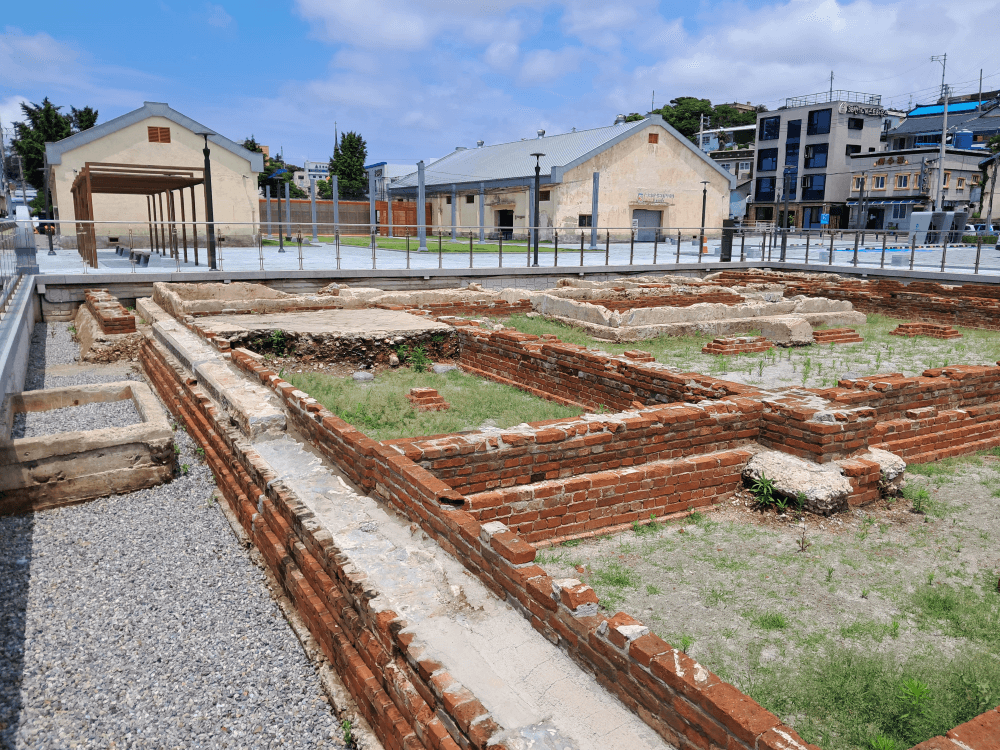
[270,169,289,253]
[699,180,710,258]
[530,153,544,267]
[194,129,218,270]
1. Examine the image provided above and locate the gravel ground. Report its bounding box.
[0,322,346,749]
[11,399,141,439]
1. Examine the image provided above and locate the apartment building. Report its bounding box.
[752,91,887,228]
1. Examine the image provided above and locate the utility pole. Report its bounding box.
[979,69,983,111]
[931,54,947,100]
[936,85,949,212]
[829,71,834,101]
[530,153,544,267]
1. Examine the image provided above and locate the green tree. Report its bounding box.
[656,97,715,141]
[11,98,83,190]
[624,112,644,122]
[70,106,99,131]
[244,137,307,198]
[330,131,368,199]
[316,178,333,199]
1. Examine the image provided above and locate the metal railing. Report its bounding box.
[0,222,21,317]
[16,219,1000,277]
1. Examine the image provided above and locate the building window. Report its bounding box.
[895,174,909,189]
[804,143,828,169]
[782,172,797,200]
[957,177,965,190]
[446,195,452,204]
[943,172,951,187]
[852,176,865,191]
[739,161,751,172]
[759,116,781,141]
[785,143,799,166]
[807,109,832,135]
[972,175,981,185]
[721,163,732,172]
[846,144,861,156]
[802,174,826,200]
[466,195,475,203]
[755,177,776,202]
[848,117,865,130]
[147,126,171,143]
[578,214,592,227]
[891,204,908,220]
[786,120,801,143]
[871,175,886,190]
[648,133,659,144]
[539,190,551,201]
[757,148,778,172]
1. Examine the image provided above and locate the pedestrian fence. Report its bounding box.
[18,218,1000,276]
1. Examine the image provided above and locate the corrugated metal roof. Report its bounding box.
[908,101,982,117]
[889,110,1000,136]
[391,120,648,189]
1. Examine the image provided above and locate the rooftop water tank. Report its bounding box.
[954,130,974,149]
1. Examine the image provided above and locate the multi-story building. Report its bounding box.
[710,148,754,181]
[293,160,331,190]
[886,99,1000,152]
[847,147,986,229]
[751,90,887,228]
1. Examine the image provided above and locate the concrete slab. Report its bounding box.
[252,435,671,750]
[195,309,452,338]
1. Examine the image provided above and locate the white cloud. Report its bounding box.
[206,3,234,28]
[519,48,583,85]
[0,95,29,128]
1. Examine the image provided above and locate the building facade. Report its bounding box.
[752,91,887,228]
[847,147,986,229]
[389,115,734,238]
[45,101,263,243]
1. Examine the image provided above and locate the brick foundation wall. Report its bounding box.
[393,401,760,495]
[593,292,745,311]
[812,328,863,344]
[85,289,136,335]
[702,336,773,355]
[143,339,503,750]
[891,323,962,339]
[465,448,753,544]
[458,329,759,412]
[223,347,1000,750]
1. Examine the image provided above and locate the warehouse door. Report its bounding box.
[632,209,662,242]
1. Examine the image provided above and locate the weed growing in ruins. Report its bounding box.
[826,567,834,582]
[180,464,190,475]
[750,475,777,508]
[173,444,181,455]
[590,560,640,609]
[342,719,356,749]
[679,635,695,653]
[753,611,788,630]
[798,528,812,553]
[904,485,930,514]
[868,734,899,750]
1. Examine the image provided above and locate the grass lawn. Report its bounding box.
[537,452,1000,750]
[495,313,1000,389]
[284,367,581,441]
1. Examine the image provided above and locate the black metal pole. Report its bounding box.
[202,135,218,270]
[533,163,541,267]
[699,182,708,260]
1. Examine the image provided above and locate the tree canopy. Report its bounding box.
[243,136,307,199]
[330,131,367,200]
[655,97,758,147]
[11,98,98,191]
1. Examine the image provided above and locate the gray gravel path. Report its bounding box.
[1,322,346,749]
[11,399,141,439]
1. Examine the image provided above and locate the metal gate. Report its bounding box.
[632,209,662,242]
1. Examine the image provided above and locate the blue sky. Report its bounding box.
[2,0,998,169]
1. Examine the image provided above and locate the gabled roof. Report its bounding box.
[389,114,734,192]
[45,101,265,173]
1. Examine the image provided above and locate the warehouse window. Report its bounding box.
[466,195,475,203]
[648,133,659,144]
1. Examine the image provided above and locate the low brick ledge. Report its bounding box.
[890,322,963,339]
[812,327,863,344]
[702,336,774,356]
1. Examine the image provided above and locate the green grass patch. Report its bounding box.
[590,560,641,609]
[752,611,789,630]
[908,577,1000,646]
[744,644,1000,750]
[284,368,580,441]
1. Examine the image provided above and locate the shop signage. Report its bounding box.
[839,103,887,117]
[636,189,675,204]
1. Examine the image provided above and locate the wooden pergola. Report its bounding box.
[70,162,206,268]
